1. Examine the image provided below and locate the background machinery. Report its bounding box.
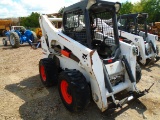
[3,26,37,48]
[0,19,12,37]
[149,22,160,41]
[35,15,62,49]
[117,13,159,65]
[39,0,151,112]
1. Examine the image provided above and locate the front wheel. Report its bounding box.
[58,69,90,112]
[2,38,7,46]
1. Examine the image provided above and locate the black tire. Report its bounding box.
[39,58,58,87]
[2,30,7,37]
[2,38,7,46]
[155,45,160,62]
[48,55,61,73]
[30,31,39,49]
[58,69,90,112]
[156,45,159,55]
[31,31,38,43]
[136,63,141,83]
[9,32,20,48]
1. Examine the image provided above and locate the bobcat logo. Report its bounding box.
[82,54,88,60]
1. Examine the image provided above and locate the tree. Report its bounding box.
[20,12,40,28]
[132,0,144,13]
[119,0,160,22]
[119,1,133,15]
[141,0,160,22]
[58,7,65,14]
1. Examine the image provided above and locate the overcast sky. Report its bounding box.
[0,0,139,18]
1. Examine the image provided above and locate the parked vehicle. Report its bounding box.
[2,26,37,48]
[0,19,12,37]
[149,22,160,41]
[39,0,152,113]
[117,13,160,65]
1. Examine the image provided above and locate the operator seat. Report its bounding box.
[20,27,25,35]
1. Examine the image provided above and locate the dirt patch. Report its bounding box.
[0,37,160,120]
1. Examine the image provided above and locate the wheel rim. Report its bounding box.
[60,80,72,104]
[10,35,15,45]
[40,65,46,81]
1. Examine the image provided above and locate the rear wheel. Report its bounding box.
[30,31,39,49]
[136,63,141,83]
[10,32,20,48]
[31,31,37,43]
[39,58,58,87]
[58,69,90,112]
[48,55,61,73]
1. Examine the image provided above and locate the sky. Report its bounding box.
[0,0,139,18]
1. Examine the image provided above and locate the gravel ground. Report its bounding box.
[0,37,160,120]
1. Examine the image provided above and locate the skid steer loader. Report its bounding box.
[117,13,160,65]
[39,0,152,112]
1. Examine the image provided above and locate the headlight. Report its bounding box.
[114,2,121,13]
[86,0,96,9]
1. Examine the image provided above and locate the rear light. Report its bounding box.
[61,50,71,57]
[107,59,113,63]
[119,38,123,41]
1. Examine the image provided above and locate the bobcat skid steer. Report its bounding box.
[117,13,160,65]
[39,0,152,112]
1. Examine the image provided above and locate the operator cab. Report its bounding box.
[118,13,149,39]
[62,0,121,59]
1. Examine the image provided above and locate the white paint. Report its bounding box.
[39,14,138,112]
